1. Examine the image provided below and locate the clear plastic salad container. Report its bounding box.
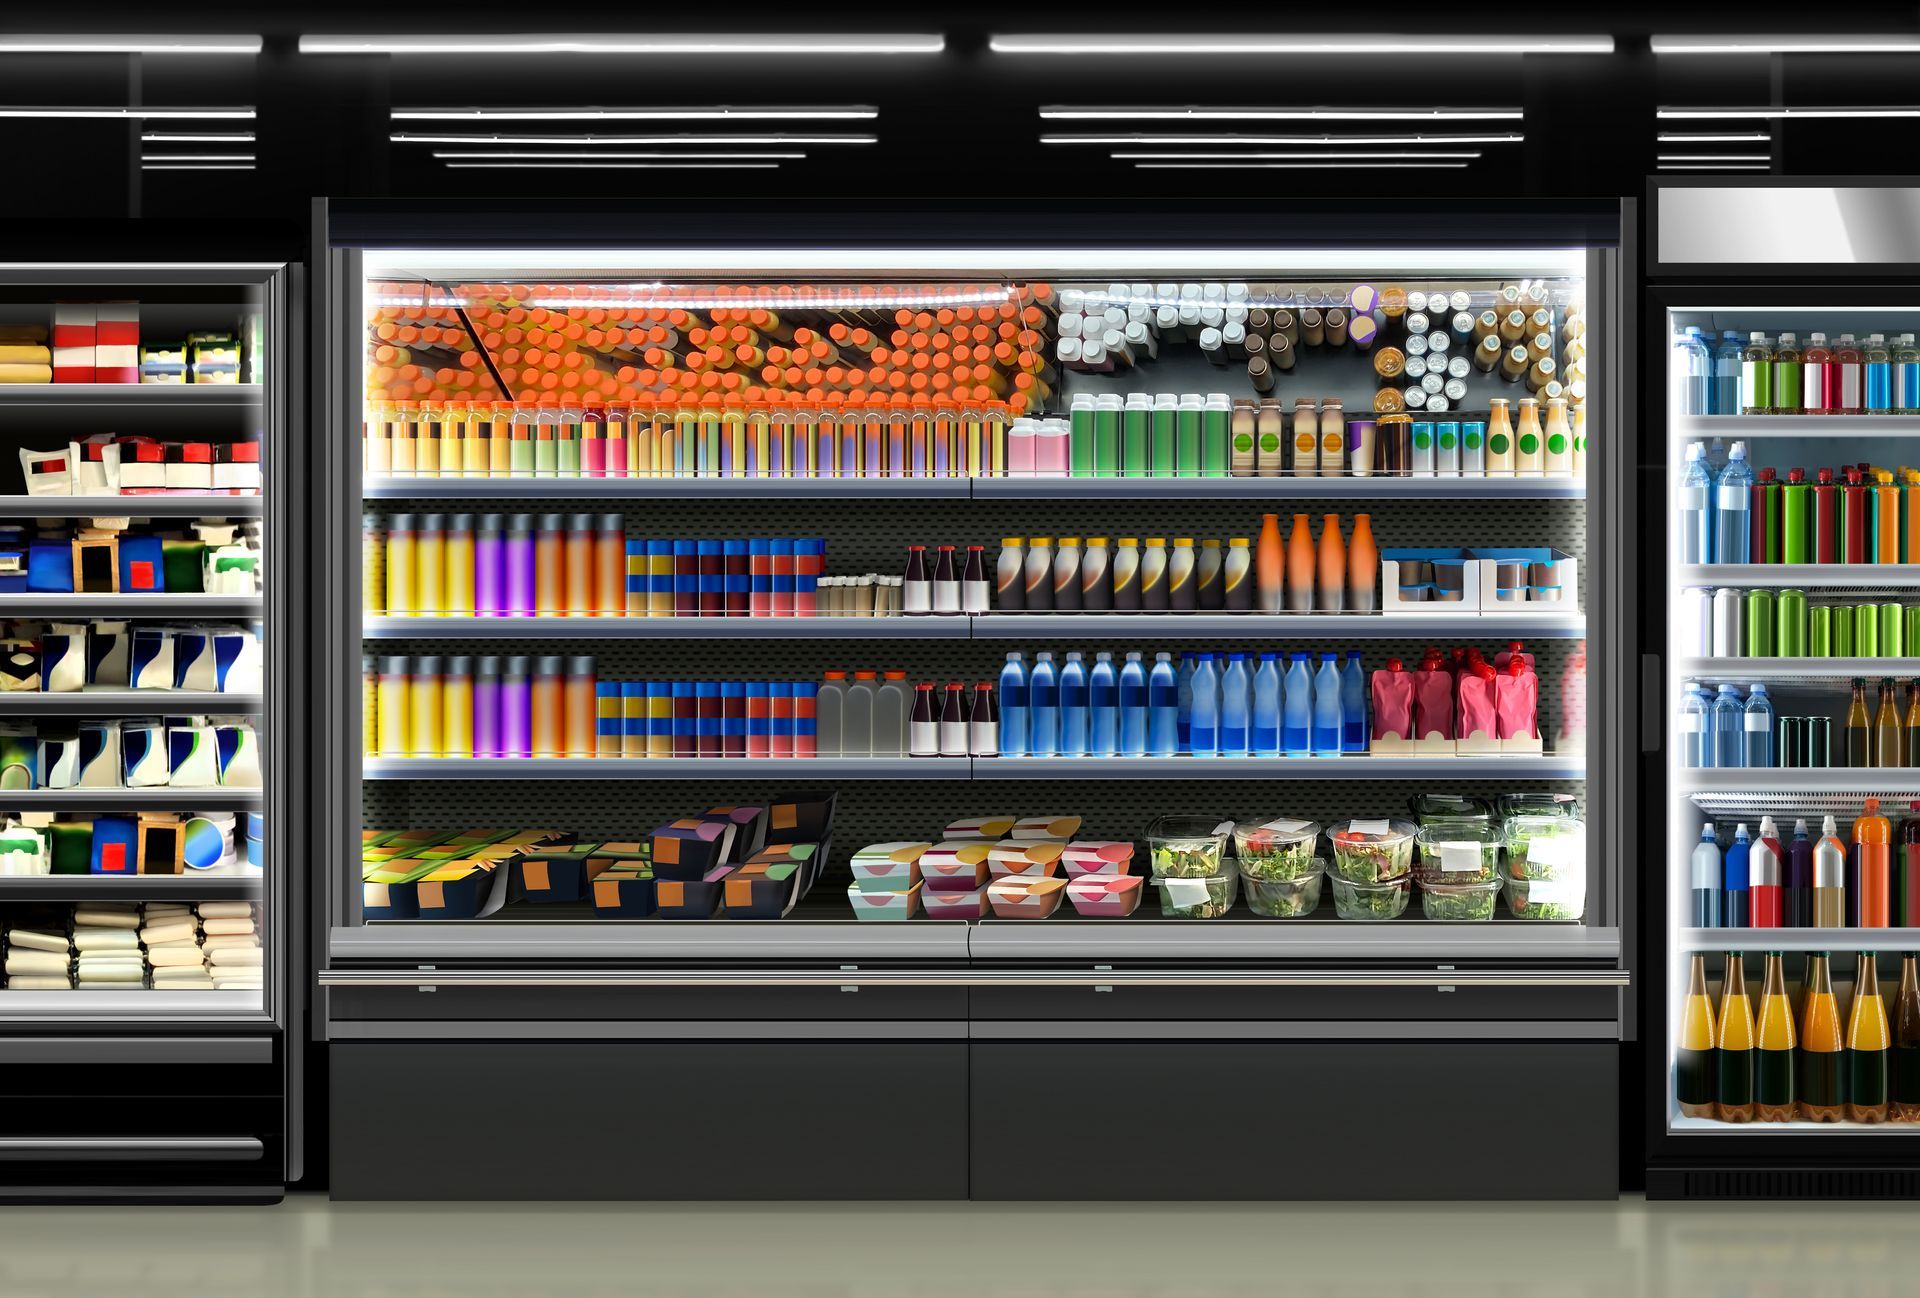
[1242,863,1325,918]
[1502,816,1587,881]
[1497,792,1578,820]
[1148,864,1238,918]
[1329,872,1412,921]
[1499,862,1586,921]
[1327,818,1418,884]
[1417,875,1502,922]
[1233,818,1323,881]
[1147,816,1235,879]
[1413,821,1502,884]
[1409,793,1494,827]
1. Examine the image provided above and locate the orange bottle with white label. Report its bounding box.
[1291,398,1318,476]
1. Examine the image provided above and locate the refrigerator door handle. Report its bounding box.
[1642,653,1662,752]
[318,968,1630,989]
[0,1137,264,1162]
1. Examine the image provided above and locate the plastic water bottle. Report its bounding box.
[1028,652,1058,757]
[1679,441,1713,565]
[1690,823,1722,928]
[1340,650,1368,753]
[1189,653,1220,756]
[1252,652,1282,756]
[1175,651,1197,752]
[1712,330,1743,415]
[1058,652,1088,757]
[1708,436,1728,473]
[1117,651,1148,756]
[997,652,1028,756]
[1681,681,1712,768]
[1219,653,1252,756]
[1743,682,1775,768]
[1312,652,1343,756]
[1676,326,1711,416]
[1723,823,1751,928]
[1147,651,1179,756]
[1712,682,1746,768]
[1282,652,1313,756]
[1089,652,1118,757]
[1714,441,1753,564]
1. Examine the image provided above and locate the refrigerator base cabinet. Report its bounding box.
[328,1041,969,1200]
[971,1042,1619,1200]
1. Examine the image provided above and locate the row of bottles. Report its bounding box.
[1690,800,1920,930]
[1679,951,1917,1124]
[1677,327,1920,417]
[1681,444,1920,567]
[1679,678,1920,770]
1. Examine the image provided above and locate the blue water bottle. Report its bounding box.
[1175,651,1197,752]
[1028,651,1058,757]
[1252,652,1282,756]
[1118,651,1148,756]
[1089,652,1118,757]
[1339,650,1369,753]
[1147,651,1179,756]
[1058,652,1089,757]
[1282,652,1313,756]
[1681,682,1712,768]
[1219,653,1251,756]
[997,652,1028,756]
[1743,682,1774,768]
[1189,653,1220,756]
[1312,652,1343,756]
[1711,682,1745,768]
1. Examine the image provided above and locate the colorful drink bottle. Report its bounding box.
[1856,796,1892,927]
[1715,951,1756,1123]
[1799,952,1846,1122]
[1849,953,1892,1123]
[1677,953,1716,1119]
[1750,815,1784,927]
[1754,952,1797,1123]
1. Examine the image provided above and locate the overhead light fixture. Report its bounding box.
[431,150,805,160]
[390,132,873,145]
[0,106,254,119]
[392,105,875,121]
[302,33,943,55]
[0,34,262,54]
[1112,150,1481,160]
[1133,160,1472,169]
[998,34,1612,55]
[1041,105,1523,120]
[1652,34,1920,55]
[441,161,783,169]
[1044,131,1524,145]
[139,153,258,162]
[1656,163,1770,170]
[1656,131,1770,142]
[1659,106,1920,119]
[141,162,256,170]
[141,131,256,141]
[1657,153,1772,162]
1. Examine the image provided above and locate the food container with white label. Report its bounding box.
[1502,815,1586,881]
[1499,862,1585,920]
[1232,817,1322,881]
[1412,821,1501,884]
[1148,862,1238,918]
[1147,815,1234,878]
[1326,817,1417,883]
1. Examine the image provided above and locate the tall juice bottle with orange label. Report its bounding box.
[1849,952,1892,1123]
[1714,951,1756,1123]
[1486,398,1516,476]
[1677,953,1717,1119]
[1755,951,1797,1122]
[1286,514,1315,614]
[1799,952,1846,1122]
[1348,514,1378,613]
[1857,796,1892,927]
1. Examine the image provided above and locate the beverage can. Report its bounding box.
[1712,587,1743,656]
[1776,589,1808,657]
[1883,602,1906,656]
[1857,602,1881,657]
[1807,716,1832,767]
[1834,606,1855,656]
[1907,604,1920,654]
[1808,604,1831,657]
[1779,715,1804,768]
[1744,589,1776,656]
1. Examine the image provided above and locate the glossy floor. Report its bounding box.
[0,1195,1911,1296]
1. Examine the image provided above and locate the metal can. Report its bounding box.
[1857,603,1881,657]
[1835,607,1856,657]
[1907,605,1920,655]
[1807,717,1832,768]
[1713,588,1743,656]
[1809,605,1832,657]
[1779,716,1805,768]
[1744,589,1776,657]
[1776,589,1808,657]
[1883,602,1906,656]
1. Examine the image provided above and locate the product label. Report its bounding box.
[1679,713,1702,732]
[1488,432,1511,455]
[1439,428,1458,450]
[1680,486,1707,510]
[1547,433,1568,455]
[1165,878,1211,907]
[1518,433,1540,455]
[1348,819,1391,836]
[1259,432,1282,453]
[1464,429,1484,450]
[1745,713,1770,731]
[1527,835,1582,870]
[1439,843,1482,873]
[1718,485,1748,509]
[1413,429,1433,449]
[1524,876,1583,909]
[1264,818,1312,833]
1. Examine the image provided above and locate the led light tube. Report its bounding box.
[1655,163,1770,170]
[1656,132,1770,142]
[1653,34,1920,55]
[390,132,873,146]
[303,34,943,55]
[1133,161,1471,169]
[1000,35,1612,55]
[140,153,258,162]
[430,151,804,160]
[141,163,256,170]
[1044,132,1524,145]
[1660,106,1920,119]
[1041,105,1522,120]
[1657,153,1772,162]
[1112,150,1481,160]
[0,107,254,119]
[441,161,782,170]
[0,34,261,54]
[392,106,876,120]
[141,131,256,141]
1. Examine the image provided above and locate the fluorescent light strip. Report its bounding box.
[441,161,782,170]
[1656,163,1770,170]
[1042,105,1523,120]
[1659,106,1920,119]
[369,288,1017,310]
[140,153,258,162]
[1134,161,1472,170]
[0,34,261,54]
[140,163,255,171]
[1044,131,1523,145]
[1656,131,1771,142]
[0,107,254,119]
[302,33,943,55]
[393,106,874,121]
[431,150,804,160]
[390,132,873,146]
[999,35,1612,55]
[140,131,256,142]
[1652,34,1920,55]
[1112,150,1481,160]
[1656,153,1772,162]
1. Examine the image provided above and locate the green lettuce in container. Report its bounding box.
[1500,862,1586,921]
[1147,816,1233,879]
[1503,816,1586,881]
[1329,873,1411,921]
[1327,818,1417,884]
[1233,818,1322,881]
[1413,821,1501,884]
[1417,876,1501,922]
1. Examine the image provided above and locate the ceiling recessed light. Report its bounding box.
[391,105,876,121]
[999,35,1612,55]
[303,34,943,55]
[1041,105,1523,120]
[0,34,261,54]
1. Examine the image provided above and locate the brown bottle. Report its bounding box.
[1877,679,1904,768]
[1714,952,1756,1123]
[1846,677,1872,768]
[1894,954,1920,1122]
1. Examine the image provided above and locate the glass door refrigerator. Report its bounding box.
[0,259,291,1200]
[316,200,1629,1200]
[1649,180,1920,1197]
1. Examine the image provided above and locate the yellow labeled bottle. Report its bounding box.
[1715,951,1756,1123]
[1754,951,1797,1122]
[1799,952,1846,1122]
[1677,953,1717,1120]
[375,655,411,758]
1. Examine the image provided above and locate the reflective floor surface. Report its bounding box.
[0,1195,1911,1297]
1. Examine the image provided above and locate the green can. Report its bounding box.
[1744,589,1776,656]
[1907,605,1920,657]
[1883,602,1906,657]
[1835,606,1856,657]
[1809,605,1833,657]
[1857,603,1881,658]
[1776,589,1809,657]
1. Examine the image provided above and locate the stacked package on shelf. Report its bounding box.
[4,914,75,988]
[81,902,153,988]
[0,323,51,385]
[0,619,262,695]
[0,519,262,593]
[849,815,1103,922]
[198,901,261,990]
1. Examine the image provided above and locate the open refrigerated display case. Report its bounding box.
[0,260,291,1199]
[316,201,1630,1200]
[1649,180,1920,1197]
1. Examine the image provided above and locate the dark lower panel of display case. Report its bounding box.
[329,1041,968,1200]
[971,1041,1618,1200]
[1648,1166,1920,1200]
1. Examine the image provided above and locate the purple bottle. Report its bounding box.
[475,514,506,616]
[504,513,537,617]
[500,654,532,758]
[473,655,502,758]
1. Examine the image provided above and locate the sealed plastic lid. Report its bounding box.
[1411,792,1494,824]
[1416,821,1501,847]
[1330,817,1417,846]
[1497,791,1577,819]
[1233,817,1322,851]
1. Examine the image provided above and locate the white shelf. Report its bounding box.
[364,476,969,499]
[0,594,261,616]
[1683,770,1914,795]
[1679,658,1920,680]
[0,691,260,715]
[364,615,970,640]
[0,384,260,407]
[364,754,1580,780]
[1675,414,1920,439]
[0,789,261,810]
[973,475,1587,499]
[363,757,971,780]
[976,613,1586,639]
[0,495,260,517]
[1679,565,1920,589]
[0,989,264,1021]
[1670,1114,1920,1135]
[981,754,1585,779]
[1678,928,1920,953]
